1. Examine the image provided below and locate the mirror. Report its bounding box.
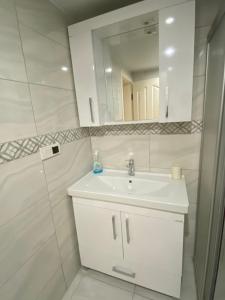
[93,11,159,123]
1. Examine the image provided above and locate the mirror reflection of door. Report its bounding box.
[123,78,134,121]
[133,78,159,120]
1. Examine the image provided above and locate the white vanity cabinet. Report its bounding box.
[73,197,184,298]
[68,0,195,126]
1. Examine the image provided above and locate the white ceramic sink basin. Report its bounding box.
[67,169,189,214]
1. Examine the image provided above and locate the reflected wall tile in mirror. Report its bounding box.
[0,236,61,300]
[0,199,54,287]
[0,79,36,143]
[30,84,78,135]
[43,138,92,207]
[0,0,27,82]
[91,135,150,171]
[19,24,74,89]
[16,0,69,47]
[150,134,201,170]
[0,153,49,227]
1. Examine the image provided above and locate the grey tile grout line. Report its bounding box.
[40,154,69,290]
[39,138,91,289]
[14,2,39,138]
[0,234,57,291]
[18,20,70,50]
[0,76,74,92]
[34,266,66,300]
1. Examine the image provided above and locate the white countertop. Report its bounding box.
[67,169,189,214]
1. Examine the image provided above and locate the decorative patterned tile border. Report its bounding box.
[89,120,203,136]
[0,121,203,164]
[0,127,89,164]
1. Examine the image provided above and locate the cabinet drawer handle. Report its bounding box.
[112,266,135,278]
[126,218,130,244]
[112,215,117,240]
[89,97,95,123]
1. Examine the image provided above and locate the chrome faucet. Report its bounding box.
[126,158,135,176]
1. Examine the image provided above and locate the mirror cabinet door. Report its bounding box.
[69,1,195,127]
[159,1,195,122]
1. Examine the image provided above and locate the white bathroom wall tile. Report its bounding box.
[150,134,201,170]
[55,215,78,261]
[91,135,150,171]
[52,196,78,260]
[0,153,49,227]
[0,0,27,82]
[19,24,74,89]
[36,267,66,300]
[184,234,195,258]
[30,84,79,135]
[194,26,210,77]
[0,199,54,287]
[43,138,92,207]
[192,76,205,120]
[16,0,69,47]
[183,169,199,205]
[0,79,36,142]
[72,276,133,300]
[62,249,81,287]
[52,195,75,227]
[0,236,61,300]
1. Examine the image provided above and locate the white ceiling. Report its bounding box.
[196,0,223,27]
[50,0,223,26]
[50,0,142,23]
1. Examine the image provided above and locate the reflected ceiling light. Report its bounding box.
[168,66,173,71]
[164,47,176,57]
[61,66,68,72]
[105,67,112,73]
[165,17,175,24]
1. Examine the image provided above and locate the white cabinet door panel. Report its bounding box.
[69,33,100,126]
[73,202,123,272]
[121,211,184,297]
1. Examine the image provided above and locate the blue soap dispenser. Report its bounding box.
[93,150,103,174]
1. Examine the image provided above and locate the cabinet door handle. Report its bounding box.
[112,215,117,240]
[166,105,169,118]
[112,266,135,278]
[89,97,95,123]
[165,86,169,118]
[125,218,130,244]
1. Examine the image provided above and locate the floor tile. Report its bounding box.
[62,260,197,300]
[72,276,133,300]
[62,270,85,300]
[85,268,135,293]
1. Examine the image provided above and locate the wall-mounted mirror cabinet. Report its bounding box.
[69,0,195,127]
